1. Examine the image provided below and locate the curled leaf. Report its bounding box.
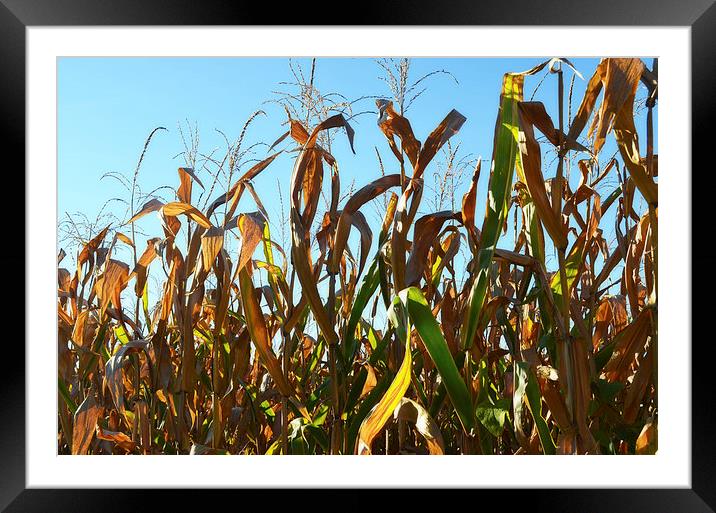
[393,397,445,455]
[162,202,212,229]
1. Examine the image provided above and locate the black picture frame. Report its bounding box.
[4,1,713,511]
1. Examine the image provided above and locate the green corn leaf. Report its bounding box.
[460,72,523,351]
[58,377,78,415]
[460,60,556,351]
[343,255,381,365]
[514,361,556,454]
[401,287,475,434]
[476,397,511,438]
[550,235,586,311]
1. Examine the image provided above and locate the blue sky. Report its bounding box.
[58,57,655,305]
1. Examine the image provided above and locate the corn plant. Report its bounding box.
[58,57,658,455]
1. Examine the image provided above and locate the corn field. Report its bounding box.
[57,57,658,455]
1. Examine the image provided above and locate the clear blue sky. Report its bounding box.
[58,57,655,304]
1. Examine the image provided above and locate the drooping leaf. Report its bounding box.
[356,297,413,454]
[104,340,149,413]
[95,259,129,315]
[376,99,421,167]
[237,266,294,397]
[127,199,164,224]
[72,393,102,455]
[331,174,401,274]
[201,226,225,272]
[393,397,445,455]
[405,211,460,286]
[162,202,212,229]
[516,101,569,250]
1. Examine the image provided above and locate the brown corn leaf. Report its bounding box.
[625,215,651,315]
[592,295,629,350]
[518,101,588,152]
[591,58,645,155]
[414,109,467,178]
[160,210,182,239]
[623,345,655,424]
[392,397,445,455]
[332,174,402,274]
[390,108,465,291]
[178,167,205,204]
[96,427,137,453]
[237,266,294,397]
[517,101,568,250]
[290,216,337,346]
[268,129,290,152]
[288,118,337,165]
[567,63,605,144]
[603,308,653,383]
[95,259,129,315]
[71,310,99,348]
[405,210,461,286]
[77,224,111,280]
[376,99,421,167]
[613,91,658,206]
[130,237,161,296]
[201,226,225,272]
[636,422,657,454]
[72,393,102,455]
[58,268,71,293]
[177,168,193,204]
[237,212,266,274]
[361,364,377,400]
[128,198,164,224]
[350,211,373,280]
[162,202,212,229]
[535,366,572,433]
[461,159,482,244]
[567,58,647,156]
[244,181,270,221]
[133,399,151,453]
[289,115,354,346]
[104,340,149,412]
[114,232,134,248]
[300,149,324,229]
[207,153,281,219]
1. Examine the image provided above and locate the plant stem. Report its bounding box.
[553,66,576,448]
[327,271,342,454]
[645,58,658,408]
[281,327,290,454]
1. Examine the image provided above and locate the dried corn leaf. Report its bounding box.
[237,267,294,397]
[376,99,421,167]
[128,198,164,224]
[162,202,212,229]
[72,393,102,455]
[393,397,445,455]
[201,226,225,272]
[104,340,149,412]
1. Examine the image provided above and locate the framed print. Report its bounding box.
[4,0,715,511]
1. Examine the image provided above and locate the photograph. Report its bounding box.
[55,55,659,456]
